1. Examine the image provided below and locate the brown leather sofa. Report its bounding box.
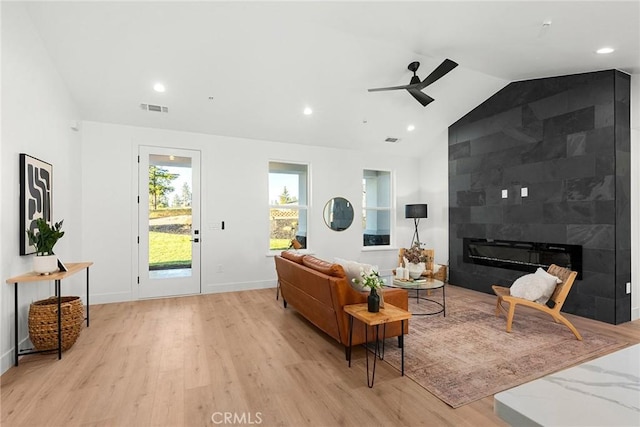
[274,251,409,355]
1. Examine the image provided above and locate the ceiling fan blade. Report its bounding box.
[416,59,458,89]
[368,84,412,92]
[407,88,434,107]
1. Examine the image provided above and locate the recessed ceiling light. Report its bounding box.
[596,47,615,54]
[153,83,166,92]
[303,107,313,115]
[407,124,415,132]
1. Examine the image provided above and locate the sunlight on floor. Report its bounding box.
[149,268,192,279]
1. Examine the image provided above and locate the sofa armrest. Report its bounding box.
[330,282,409,346]
[380,288,409,310]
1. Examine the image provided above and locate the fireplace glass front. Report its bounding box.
[463,238,582,279]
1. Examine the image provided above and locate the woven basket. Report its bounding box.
[433,265,448,282]
[28,296,84,351]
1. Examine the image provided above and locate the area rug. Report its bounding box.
[381,294,627,408]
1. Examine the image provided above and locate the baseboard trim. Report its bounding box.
[632,306,639,321]
[203,280,276,294]
[1,336,31,376]
[82,281,279,305]
[89,291,133,305]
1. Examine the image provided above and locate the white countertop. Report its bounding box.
[494,343,640,427]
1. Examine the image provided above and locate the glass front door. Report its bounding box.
[138,146,201,298]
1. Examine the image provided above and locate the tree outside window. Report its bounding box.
[269,162,308,250]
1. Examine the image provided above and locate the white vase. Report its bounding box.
[33,255,59,275]
[406,262,425,280]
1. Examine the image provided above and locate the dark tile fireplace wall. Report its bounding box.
[448,70,631,324]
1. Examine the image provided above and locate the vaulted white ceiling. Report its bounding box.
[22,1,640,155]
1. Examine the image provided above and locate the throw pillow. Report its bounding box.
[535,267,563,285]
[509,274,551,302]
[335,257,378,292]
[534,267,562,304]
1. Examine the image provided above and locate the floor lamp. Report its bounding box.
[406,204,428,247]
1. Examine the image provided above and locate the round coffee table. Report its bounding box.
[384,277,446,316]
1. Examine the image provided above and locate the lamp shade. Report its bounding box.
[405,204,428,219]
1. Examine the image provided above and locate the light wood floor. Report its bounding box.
[2,285,639,426]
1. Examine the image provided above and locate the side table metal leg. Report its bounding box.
[347,315,353,366]
[401,320,405,376]
[379,323,387,360]
[366,325,379,388]
[57,280,62,360]
[14,282,19,366]
[86,267,90,327]
[364,323,369,380]
[443,284,446,317]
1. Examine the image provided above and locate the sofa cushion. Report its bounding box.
[281,250,305,264]
[302,255,346,278]
[334,258,378,292]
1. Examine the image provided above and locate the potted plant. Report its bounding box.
[403,243,426,279]
[353,269,386,312]
[26,218,64,275]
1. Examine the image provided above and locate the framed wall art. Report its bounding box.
[20,153,53,255]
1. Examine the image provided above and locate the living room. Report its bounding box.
[1,1,639,425]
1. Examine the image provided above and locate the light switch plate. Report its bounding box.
[501,189,508,199]
[521,187,528,197]
[627,282,631,294]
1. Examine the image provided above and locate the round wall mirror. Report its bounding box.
[323,197,354,231]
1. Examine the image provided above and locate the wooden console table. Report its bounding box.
[5,262,93,366]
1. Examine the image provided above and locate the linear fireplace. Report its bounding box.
[463,238,582,279]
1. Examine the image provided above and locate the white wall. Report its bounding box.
[80,121,422,304]
[418,129,450,266]
[1,3,83,373]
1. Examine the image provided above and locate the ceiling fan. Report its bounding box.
[368,59,458,107]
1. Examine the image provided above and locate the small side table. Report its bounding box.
[5,262,93,366]
[344,303,411,388]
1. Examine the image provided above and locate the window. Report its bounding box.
[362,170,391,247]
[269,162,308,250]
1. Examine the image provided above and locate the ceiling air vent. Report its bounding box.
[140,103,169,113]
[384,137,400,143]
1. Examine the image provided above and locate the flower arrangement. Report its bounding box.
[403,243,426,264]
[352,269,385,289]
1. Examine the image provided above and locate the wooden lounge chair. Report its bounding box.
[396,248,447,281]
[492,264,582,340]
